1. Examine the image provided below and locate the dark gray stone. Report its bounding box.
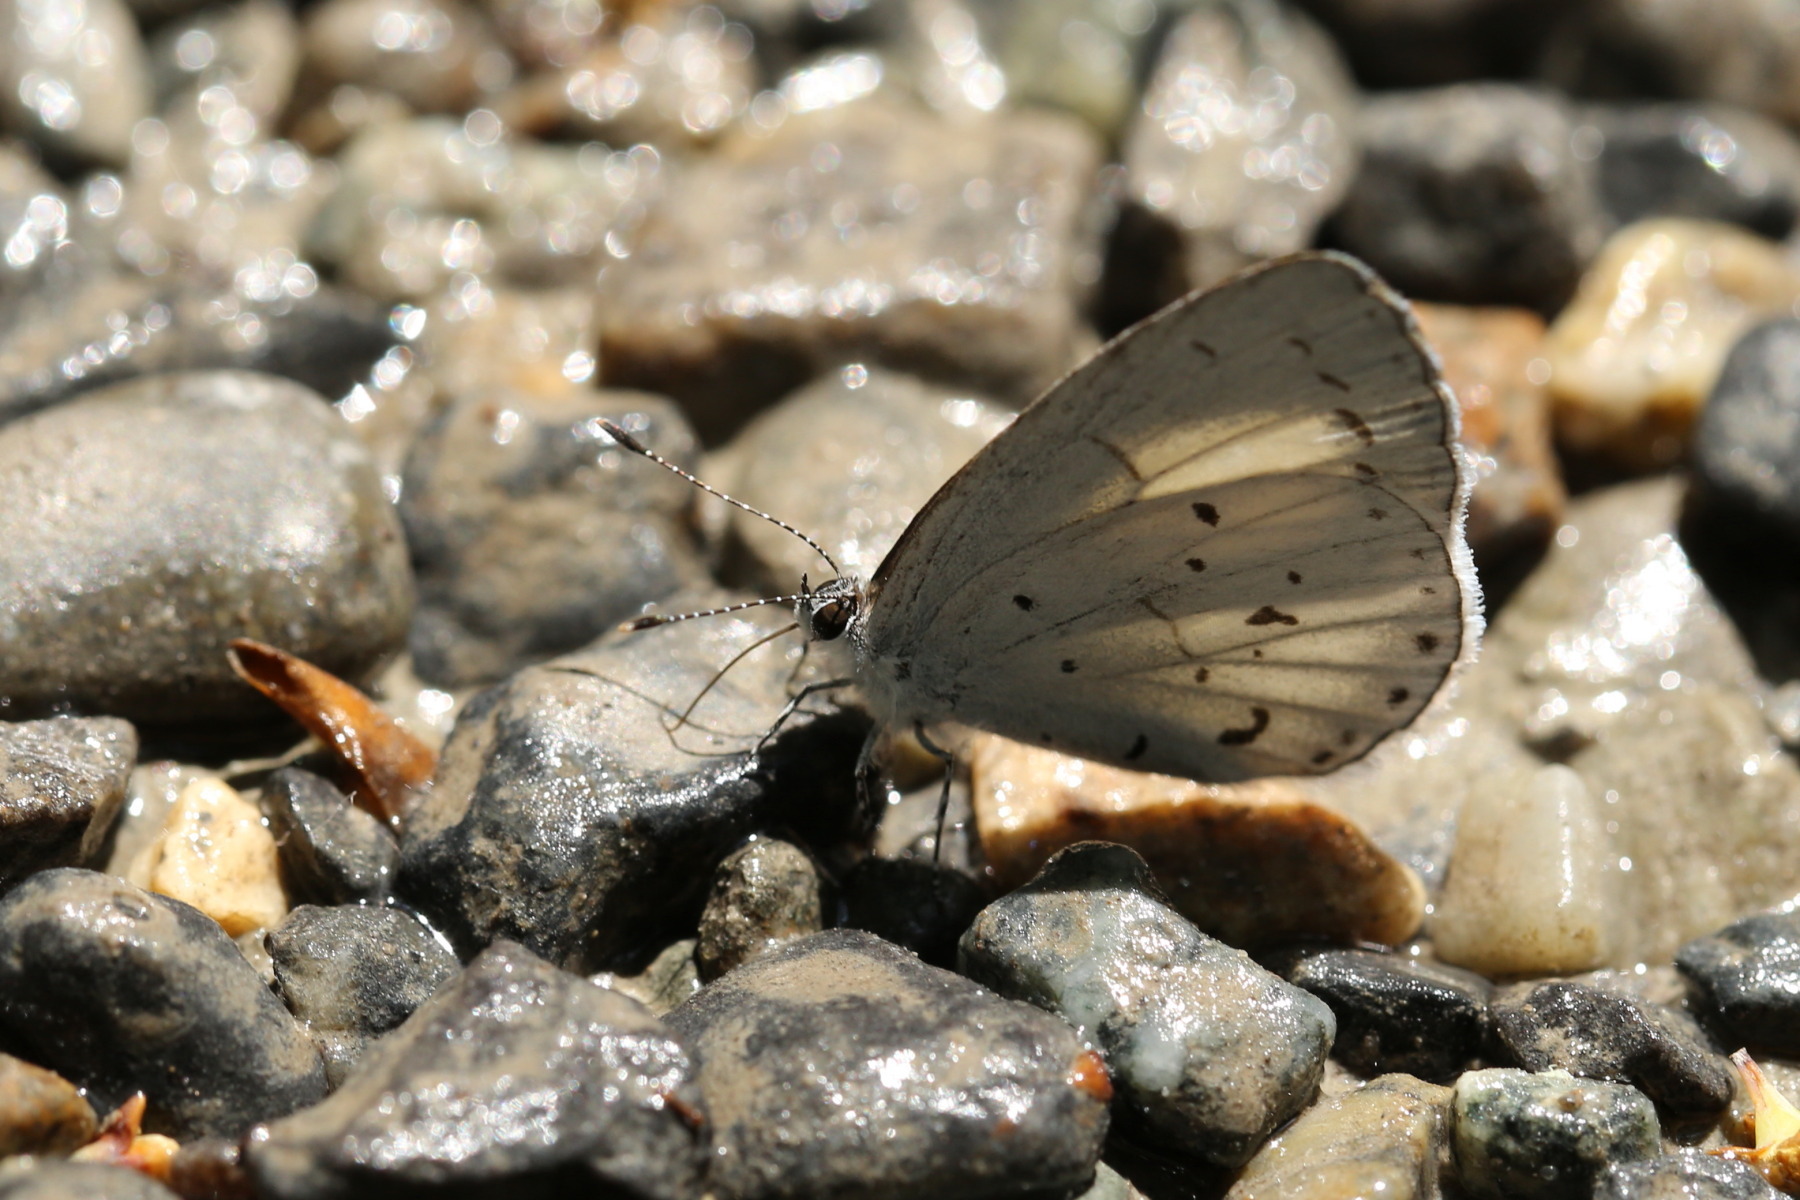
[1596,1149,1785,1199]
[1291,0,1568,88]
[398,597,865,971]
[1452,1068,1661,1200]
[1329,83,1608,310]
[958,842,1334,1167]
[0,370,412,724]
[247,941,705,1200]
[400,389,708,687]
[841,856,987,968]
[1590,103,1800,239]
[668,928,1109,1200]
[267,903,458,1088]
[262,768,398,906]
[1677,911,1800,1054]
[695,837,825,981]
[1694,319,1800,548]
[1490,980,1732,1117]
[0,717,135,895]
[0,1163,181,1200]
[1281,947,1490,1082]
[0,869,326,1139]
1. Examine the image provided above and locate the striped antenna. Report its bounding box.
[620,593,809,633]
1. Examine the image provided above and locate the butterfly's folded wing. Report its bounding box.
[857,253,1479,782]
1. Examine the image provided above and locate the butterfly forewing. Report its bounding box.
[855,253,1475,782]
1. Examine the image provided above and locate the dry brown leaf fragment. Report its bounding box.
[227,638,435,827]
[1713,1049,1800,1193]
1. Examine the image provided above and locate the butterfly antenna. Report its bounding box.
[621,594,811,632]
[665,622,799,733]
[597,419,839,575]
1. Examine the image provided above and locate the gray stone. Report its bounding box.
[267,904,459,1089]
[1677,912,1800,1055]
[695,838,825,981]
[1330,83,1608,310]
[668,928,1109,1200]
[0,1163,180,1200]
[248,941,705,1200]
[840,856,986,968]
[590,937,701,1017]
[1452,1068,1661,1200]
[959,842,1334,1167]
[398,592,865,971]
[1281,948,1490,1083]
[0,370,412,724]
[1596,1149,1785,1200]
[261,768,398,906]
[1590,103,1800,239]
[0,868,326,1139]
[1694,318,1800,548]
[399,389,709,687]
[0,717,134,895]
[1490,980,1732,1117]
[1292,0,1567,88]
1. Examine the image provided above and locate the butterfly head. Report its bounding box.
[796,575,864,644]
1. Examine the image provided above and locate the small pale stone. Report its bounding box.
[1544,219,1800,470]
[1225,1074,1452,1200]
[969,734,1425,947]
[149,778,288,937]
[1432,764,1621,976]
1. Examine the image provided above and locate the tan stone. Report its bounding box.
[148,777,289,937]
[968,734,1425,947]
[1226,1074,1452,1200]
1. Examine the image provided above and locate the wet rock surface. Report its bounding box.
[1280,948,1490,1083]
[0,717,134,895]
[840,855,987,968]
[1452,1068,1661,1200]
[1595,1149,1786,1200]
[0,869,325,1139]
[261,768,397,906]
[694,836,825,981]
[1693,317,1800,550]
[0,1053,96,1157]
[1224,1073,1452,1200]
[667,928,1110,1200]
[248,940,705,1200]
[1676,913,1800,1055]
[0,371,412,724]
[959,843,1333,1167]
[0,1162,181,1200]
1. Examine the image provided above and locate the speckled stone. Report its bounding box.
[1452,1068,1661,1200]
[694,837,825,981]
[0,717,135,896]
[1677,912,1800,1055]
[960,843,1334,1167]
[261,768,398,906]
[248,941,706,1200]
[0,370,412,724]
[1595,1149,1786,1199]
[668,928,1111,1200]
[0,868,325,1139]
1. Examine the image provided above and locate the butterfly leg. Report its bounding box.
[755,678,854,754]
[912,723,957,865]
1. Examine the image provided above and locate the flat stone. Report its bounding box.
[0,370,412,724]
[959,843,1333,1167]
[261,768,398,906]
[1544,218,1800,471]
[1330,83,1607,310]
[0,868,325,1139]
[247,941,705,1200]
[694,837,825,981]
[267,904,459,1089]
[1225,1074,1453,1200]
[0,1052,96,1157]
[597,91,1103,435]
[1677,912,1800,1055]
[0,717,135,896]
[1596,1149,1786,1200]
[1281,948,1490,1083]
[1452,1068,1661,1200]
[1490,980,1733,1117]
[668,928,1110,1200]
[1589,103,1800,239]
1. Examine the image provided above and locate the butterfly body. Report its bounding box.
[795,252,1479,783]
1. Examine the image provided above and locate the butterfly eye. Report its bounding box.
[811,599,852,641]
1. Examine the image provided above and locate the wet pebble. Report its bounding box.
[1692,317,1800,549]
[1489,980,1733,1117]
[247,940,705,1200]
[266,903,458,1088]
[261,768,397,906]
[145,777,288,938]
[0,717,135,896]
[0,1162,180,1200]
[694,837,825,981]
[1330,83,1607,310]
[1279,948,1490,1083]
[0,0,151,168]
[591,936,701,1017]
[1452,1068,1661,1200]
[0,868,325,1139]
[1224,1074,1452,1200]
[398,593,864,970]
[959,842,1333,1167]
[0,370,412,725]
[1589,103,1800,239]
[300,0,507,114]
[399,388,708,686]
[0,1053,96,1157]
[1595,1149,1786,1200]
[1676,912,1800,1055]
[840,856,987,968]
[668,927,1110,1199]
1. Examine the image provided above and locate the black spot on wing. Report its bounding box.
[1416,632,1441,653]
[1191,339,1217,360]
[1319,372,1352,393]
[1287,571,1302,584]
[1061,660,1077,674]
[1246,605,1299,627]
[1312,749,1333,765]
[1409,547,1428,560]
[1368,508,1388,521]
[1125,734,1148,760]
[1288,336,1313,357]
[1219,706,1271,746]
[1388,686,1409,705]
[1187,557,1206,572]
[1194,666,1209,683]
[1354,462,1378,480]
[1192,502,1219,526]
[1335,408,1375,444]
[1340,729,1356,746]
[1013,595,1035,611]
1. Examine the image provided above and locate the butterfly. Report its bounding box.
[611,251,1480,789]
